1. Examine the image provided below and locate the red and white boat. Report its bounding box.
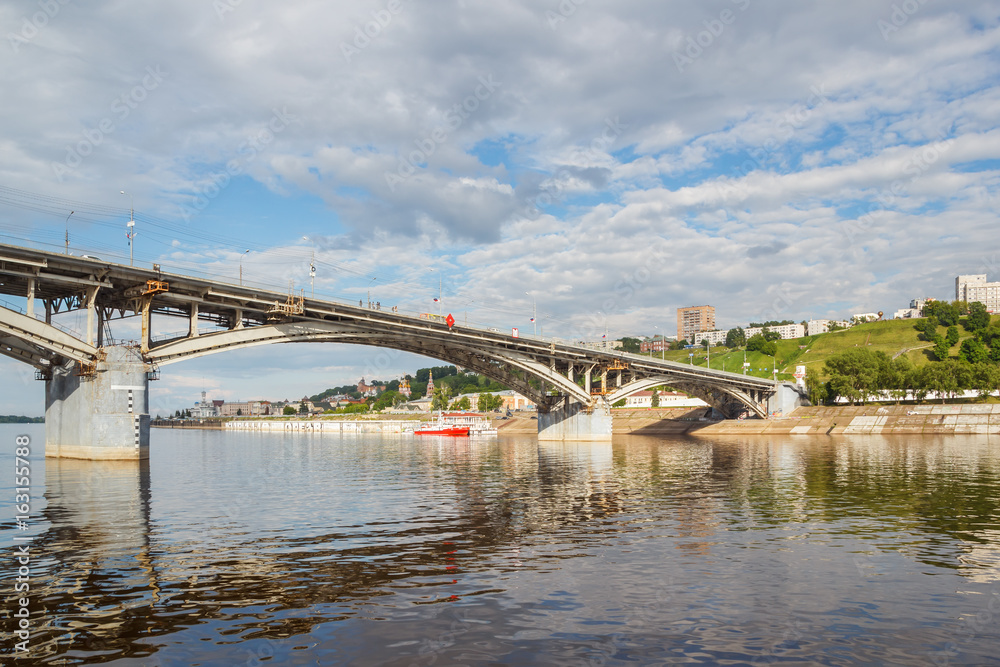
[414,412,495,436]
[414,424,470,436]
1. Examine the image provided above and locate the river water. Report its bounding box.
[3,424,1000,665]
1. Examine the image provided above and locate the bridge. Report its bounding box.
[0,242,791,459]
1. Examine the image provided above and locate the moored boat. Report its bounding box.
[414,412,496,436]
[414,425,470,435]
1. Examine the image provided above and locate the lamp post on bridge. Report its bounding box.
[367,277,377,308]
[302,236,316,298]
[64,211,73,254]
[429,268,443,317]
[239,249,250,286]
[525,291,536,336]
[120,191,135,265]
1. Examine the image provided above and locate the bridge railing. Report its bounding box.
[0,297,82,338]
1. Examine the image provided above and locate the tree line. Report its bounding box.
[810,303,1000,404]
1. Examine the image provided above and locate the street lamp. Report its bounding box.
[367,277,377,308]
[429,268,443,316]
[302,236,316,298]
[64,211,73,254]
[525,291,536,336]
[239,249,250,285]
[596,310,609,350]
[121,190,135,265]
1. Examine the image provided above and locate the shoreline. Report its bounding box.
[152,403,1000,437]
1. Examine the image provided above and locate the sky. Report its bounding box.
[1,0,999,415]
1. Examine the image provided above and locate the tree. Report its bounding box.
[972,362,1000,401]
[805,372,828,406]
[299,403,309,414]
[918,361,970,403]
[946,326,960,347]
[619,337,641,354]
[283,406,296,415]
[651,389,660,408]
[762,328,781,343]
[431,385,451,411]
[700,338,709,347]
[960,338,988,364]
[726,327,746,348]
[926,301,960,327]
[372,390,402,412]
[932,337,951,361]
[477,392,504,412]
[917,318,938,341]
[236,409,242,416]
[670,339,688,350]
[449,396,472,411]
[966,302,991,332]
[882,357,913,403]
[824,348,891,404]
[746,334,777,356]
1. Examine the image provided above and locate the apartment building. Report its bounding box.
[957,274,1000,313]
[677,305,715,344]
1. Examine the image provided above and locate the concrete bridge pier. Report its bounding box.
[45,346,150,460]
[537,396,613,442]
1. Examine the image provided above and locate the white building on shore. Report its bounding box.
[622,391,708,408]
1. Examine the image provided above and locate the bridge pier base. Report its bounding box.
[45,346,150,460]
[537,397,613,442]
[767,382,808,417]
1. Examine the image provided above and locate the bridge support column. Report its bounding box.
[45,346,150,460]
[767,382,808,417]
[537,397,613,442]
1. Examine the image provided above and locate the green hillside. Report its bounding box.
[636,316,998,382]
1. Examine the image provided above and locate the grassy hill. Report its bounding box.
[634,316,998,382]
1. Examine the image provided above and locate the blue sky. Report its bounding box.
[1,0,999,415]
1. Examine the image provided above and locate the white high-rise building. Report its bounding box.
[957,274,1000,313]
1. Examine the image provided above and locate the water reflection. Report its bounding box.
[2,430,1000,664]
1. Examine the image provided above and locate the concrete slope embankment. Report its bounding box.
[695,403,1000,436]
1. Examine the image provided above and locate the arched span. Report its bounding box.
[606,375,768,419]
[147,322,592,408]
[0,304,98,368]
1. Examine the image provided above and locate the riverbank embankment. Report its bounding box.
[154,404,1000,437]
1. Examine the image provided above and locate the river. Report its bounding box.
[3,424,1000,665]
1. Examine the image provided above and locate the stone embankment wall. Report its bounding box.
[698,404,1000,436]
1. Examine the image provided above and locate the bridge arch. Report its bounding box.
[147,322,592,408]
[606,375,768,419]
